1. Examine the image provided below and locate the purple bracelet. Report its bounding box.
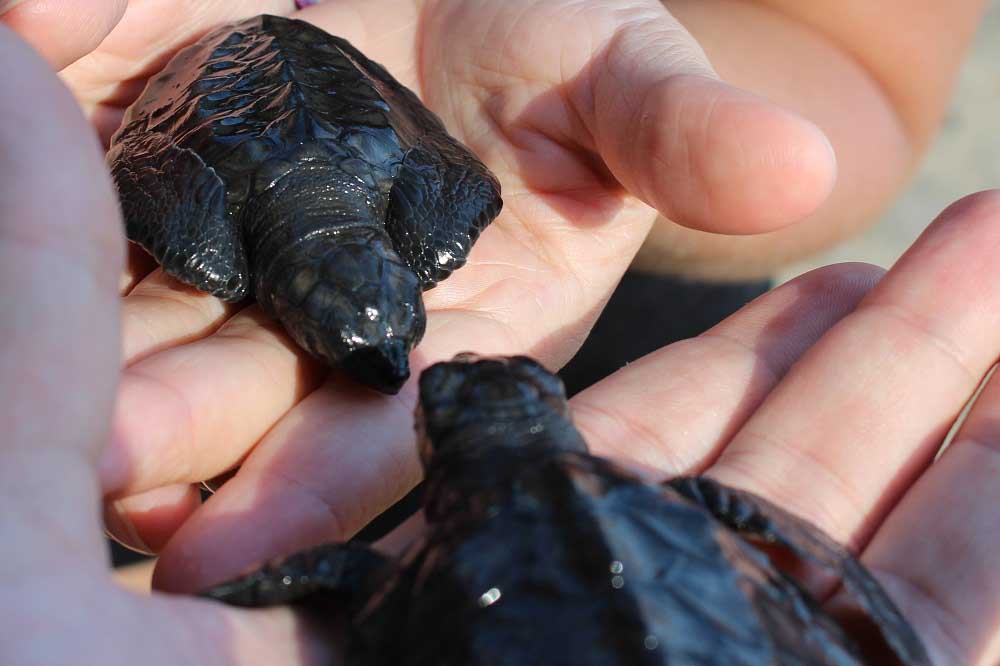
[295,0,319,7]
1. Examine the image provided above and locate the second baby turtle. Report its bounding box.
[108,15,502,393]
[203,355,929,665]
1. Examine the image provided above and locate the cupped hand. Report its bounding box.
[6,1,837,587]
[571,191,1000,665]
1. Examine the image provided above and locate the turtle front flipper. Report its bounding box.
[385,142,502,289]
[668,476,931,666]
[109,132,250,301]
[201,541,394,608]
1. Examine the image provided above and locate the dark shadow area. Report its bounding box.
[109,538,152,567]
[352,483,425,544]
[560,271,771,396]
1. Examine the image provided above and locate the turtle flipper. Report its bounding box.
[384,143,502,289]
[109,132,250,301]
[324,35,502,289]
[668,476,931,666]
[201,542,393,608]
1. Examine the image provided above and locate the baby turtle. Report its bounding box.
[203,355,930,665]
[108,15,502,393]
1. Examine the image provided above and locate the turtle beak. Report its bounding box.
[342,340,411,394]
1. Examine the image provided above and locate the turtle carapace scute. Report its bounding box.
[202,355,930,666]
[108,15,502,393]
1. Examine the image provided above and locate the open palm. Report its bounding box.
[14,0,834,584]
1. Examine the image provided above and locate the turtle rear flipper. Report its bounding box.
[109,132,250,301]
[668,476,931,666]
[201,541,393,608]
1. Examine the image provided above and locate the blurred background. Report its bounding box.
[779,2,1000,283]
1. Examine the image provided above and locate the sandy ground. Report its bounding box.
[778,2,1000,282]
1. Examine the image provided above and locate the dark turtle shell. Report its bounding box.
[108,15,502,393]
[203,356,929,665]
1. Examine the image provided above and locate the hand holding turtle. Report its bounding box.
[15,0,835,575]
[570,191,1000,665]
[1,21,998,663]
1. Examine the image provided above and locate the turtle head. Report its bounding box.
[260,230,425,394]
[415,354,584,469]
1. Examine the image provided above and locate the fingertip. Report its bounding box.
[153,523,216,594]
[105,483,201,555]
[635,76,837,235]
[152,476,297,594]
[2,0,127,69]
[781,262,885,300]
[926,188,1000,230]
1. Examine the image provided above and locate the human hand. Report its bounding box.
[2,13,996,662]
[570,192,1000,665]
[6,1,836,585]
[141,192,1000,664]
[0,25,333,666]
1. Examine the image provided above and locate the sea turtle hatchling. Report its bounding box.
[108,15,502,393]
[203,355,930,665]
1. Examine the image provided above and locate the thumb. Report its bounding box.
[1,0,127,69]
[575,3,836,235]
[0,24,123,570]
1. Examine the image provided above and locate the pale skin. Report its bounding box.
[638,0,988,278]
[1,1,997,663]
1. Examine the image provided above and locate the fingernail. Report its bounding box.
[103,500,155,556]
[294,0,321,8]
[0,0,28,15]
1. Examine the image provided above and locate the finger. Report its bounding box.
[0,26,123,568]
[82,0,295,78]
[104,483,201,555]
[95,592,335,665]
[571,262,883,474]
[101,307,324,497]
[149,264,878,592]
[1,0,127,69]
[848,369,1000,666]
[122,268,239,364]
[710,191,1000,548]
[11,586,335,664]
[563,1,835,233]
[153,377,418,592]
